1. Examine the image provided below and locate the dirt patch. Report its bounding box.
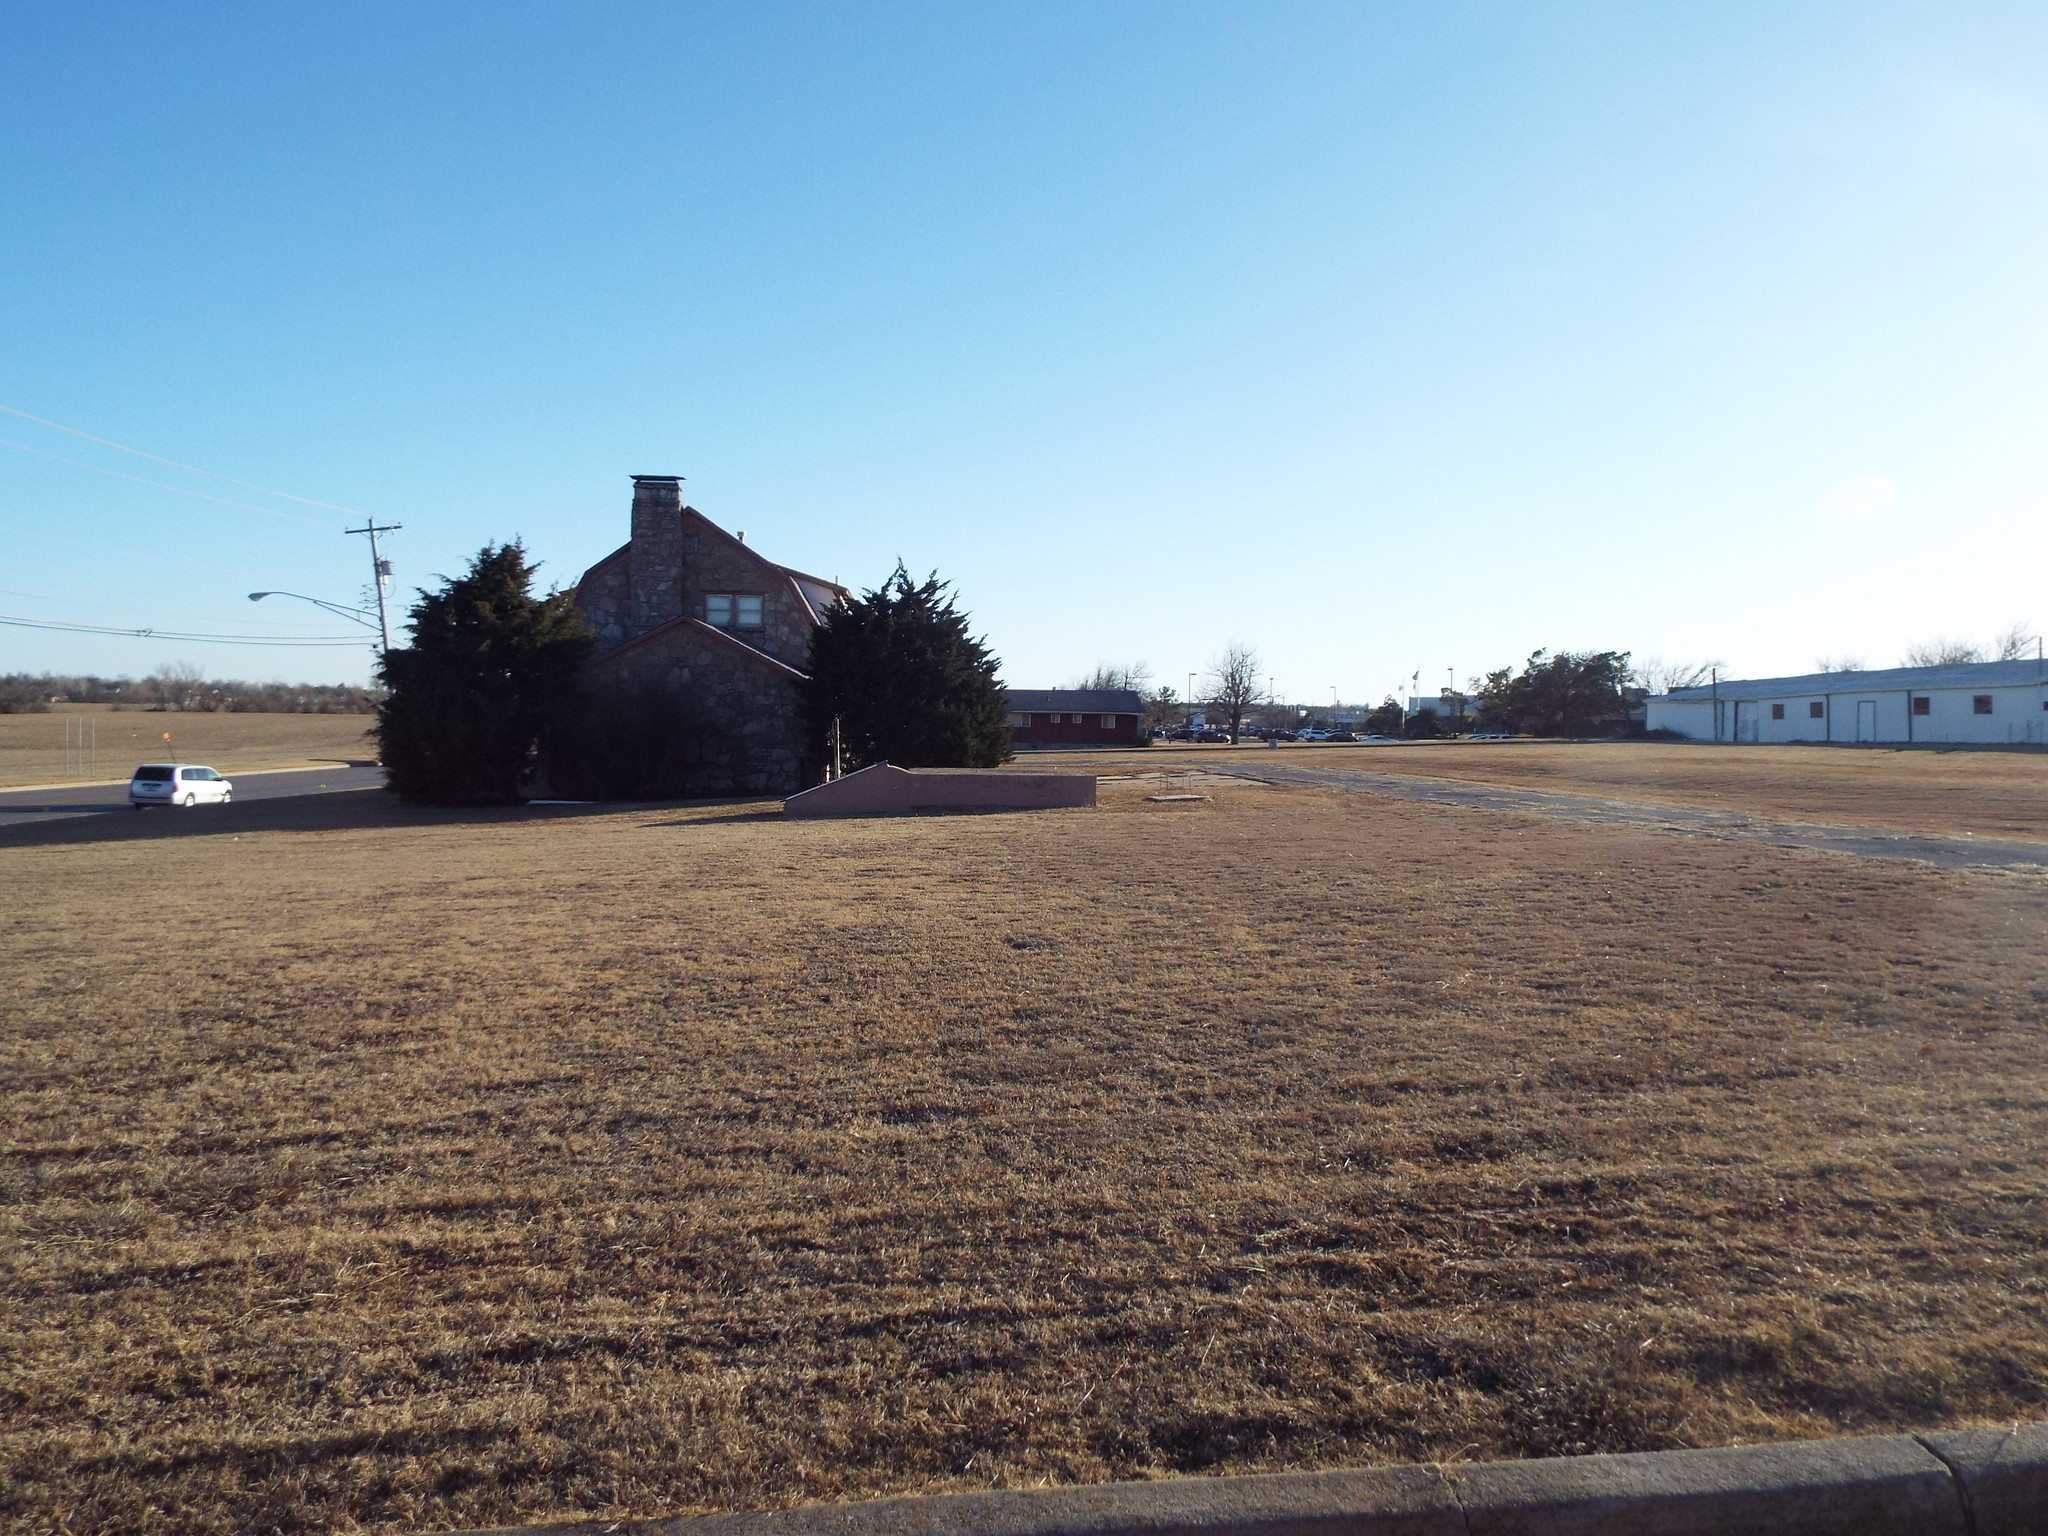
[1060,741,2048,843]
[3,780,2045,1533]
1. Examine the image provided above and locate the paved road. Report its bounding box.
[0,764,386,832]
[1223,761,2048,873]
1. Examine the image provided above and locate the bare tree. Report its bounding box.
[148,660,208,711]
[1073,661,1152,693]
[1902,637,1985,667]
[1814,656,1868,674]
[1634,657,1723,694]
[1206,643,1260,745]
[1993,621,2038,661]
[1144,685,1180,734]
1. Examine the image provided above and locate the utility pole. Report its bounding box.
[344,520,403,654]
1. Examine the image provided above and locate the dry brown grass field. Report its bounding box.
[1078,740,2048,843]
[3,772,2047,1534]
[0,706,374,789]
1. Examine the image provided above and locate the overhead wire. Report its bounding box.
[0,438,334,526]
[0,403,400,648]
[0,402,373,517]
[0,586,351,632]
[0,612,370,647]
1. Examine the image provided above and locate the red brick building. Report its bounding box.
[1005,688,1146,748]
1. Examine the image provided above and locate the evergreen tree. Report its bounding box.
[375,543,591,805]
[803,565,1010,770]
[1474,649,1633,736]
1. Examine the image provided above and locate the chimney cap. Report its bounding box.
[631,474,683,484]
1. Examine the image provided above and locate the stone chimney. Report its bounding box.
[628,475,685,635]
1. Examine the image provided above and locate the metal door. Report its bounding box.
[1856,700,1877,743]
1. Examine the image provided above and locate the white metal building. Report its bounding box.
[1646,659,2048,745]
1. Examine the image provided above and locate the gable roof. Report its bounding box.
[568,502,848,623]
[1663,657,2048,702]
[586,611,809,683]
[1005,688,1145,714]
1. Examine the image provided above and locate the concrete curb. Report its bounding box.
[435,1424,2048,1536]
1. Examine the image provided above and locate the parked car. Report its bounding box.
[1195,728,1232,743]
[1362,733,1394,742]
[129,763,233,809]
[1324,730,1358,743]
[1298,728,1329,742]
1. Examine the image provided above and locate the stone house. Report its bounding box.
[568,476,846,793]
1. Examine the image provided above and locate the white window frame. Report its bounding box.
[705,593,733,626]
[736,593,764,629]
[1101,714,1117,729]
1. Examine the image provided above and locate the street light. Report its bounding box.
[248,591,380,634]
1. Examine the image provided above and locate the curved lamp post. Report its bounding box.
[248,591,382,654]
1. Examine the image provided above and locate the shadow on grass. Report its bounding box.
[0,788,786,850]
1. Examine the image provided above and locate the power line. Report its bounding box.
[0,437,333,526]
[0,585,354,630]
[0,611,369,647]
[0,402,374,517]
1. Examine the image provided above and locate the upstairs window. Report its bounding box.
[1974,694,1994,715]
[705,593,765,629]
[1809,701,1825,718]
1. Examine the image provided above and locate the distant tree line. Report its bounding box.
[0,666,380,714]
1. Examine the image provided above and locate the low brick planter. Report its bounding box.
[783,764,1096,818]
[439,1422,2047,1536]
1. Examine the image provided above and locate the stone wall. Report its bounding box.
[580,623,812,795]
[674,511,817,667]
[628,476,688,636]
[565,480,833,798]
[574,549,632,650]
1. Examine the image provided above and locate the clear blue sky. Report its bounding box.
[4,3,2046,700]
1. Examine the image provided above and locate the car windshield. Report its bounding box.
[132,766,174,782]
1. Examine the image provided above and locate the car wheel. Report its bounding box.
[220,790,231,803]
[132,804,145,812]
[181,793,197,807]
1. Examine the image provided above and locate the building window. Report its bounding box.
[705,594,732,626]
[1912,696,1931,716]
[1974,694,1994,715]
[1809,701,1824,718]
[1771,703,1786,720]
[736,594,764,628]
[1101,714,1117,729]
[1006,712,1027,728]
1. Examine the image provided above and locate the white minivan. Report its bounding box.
[129,763,234,809]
